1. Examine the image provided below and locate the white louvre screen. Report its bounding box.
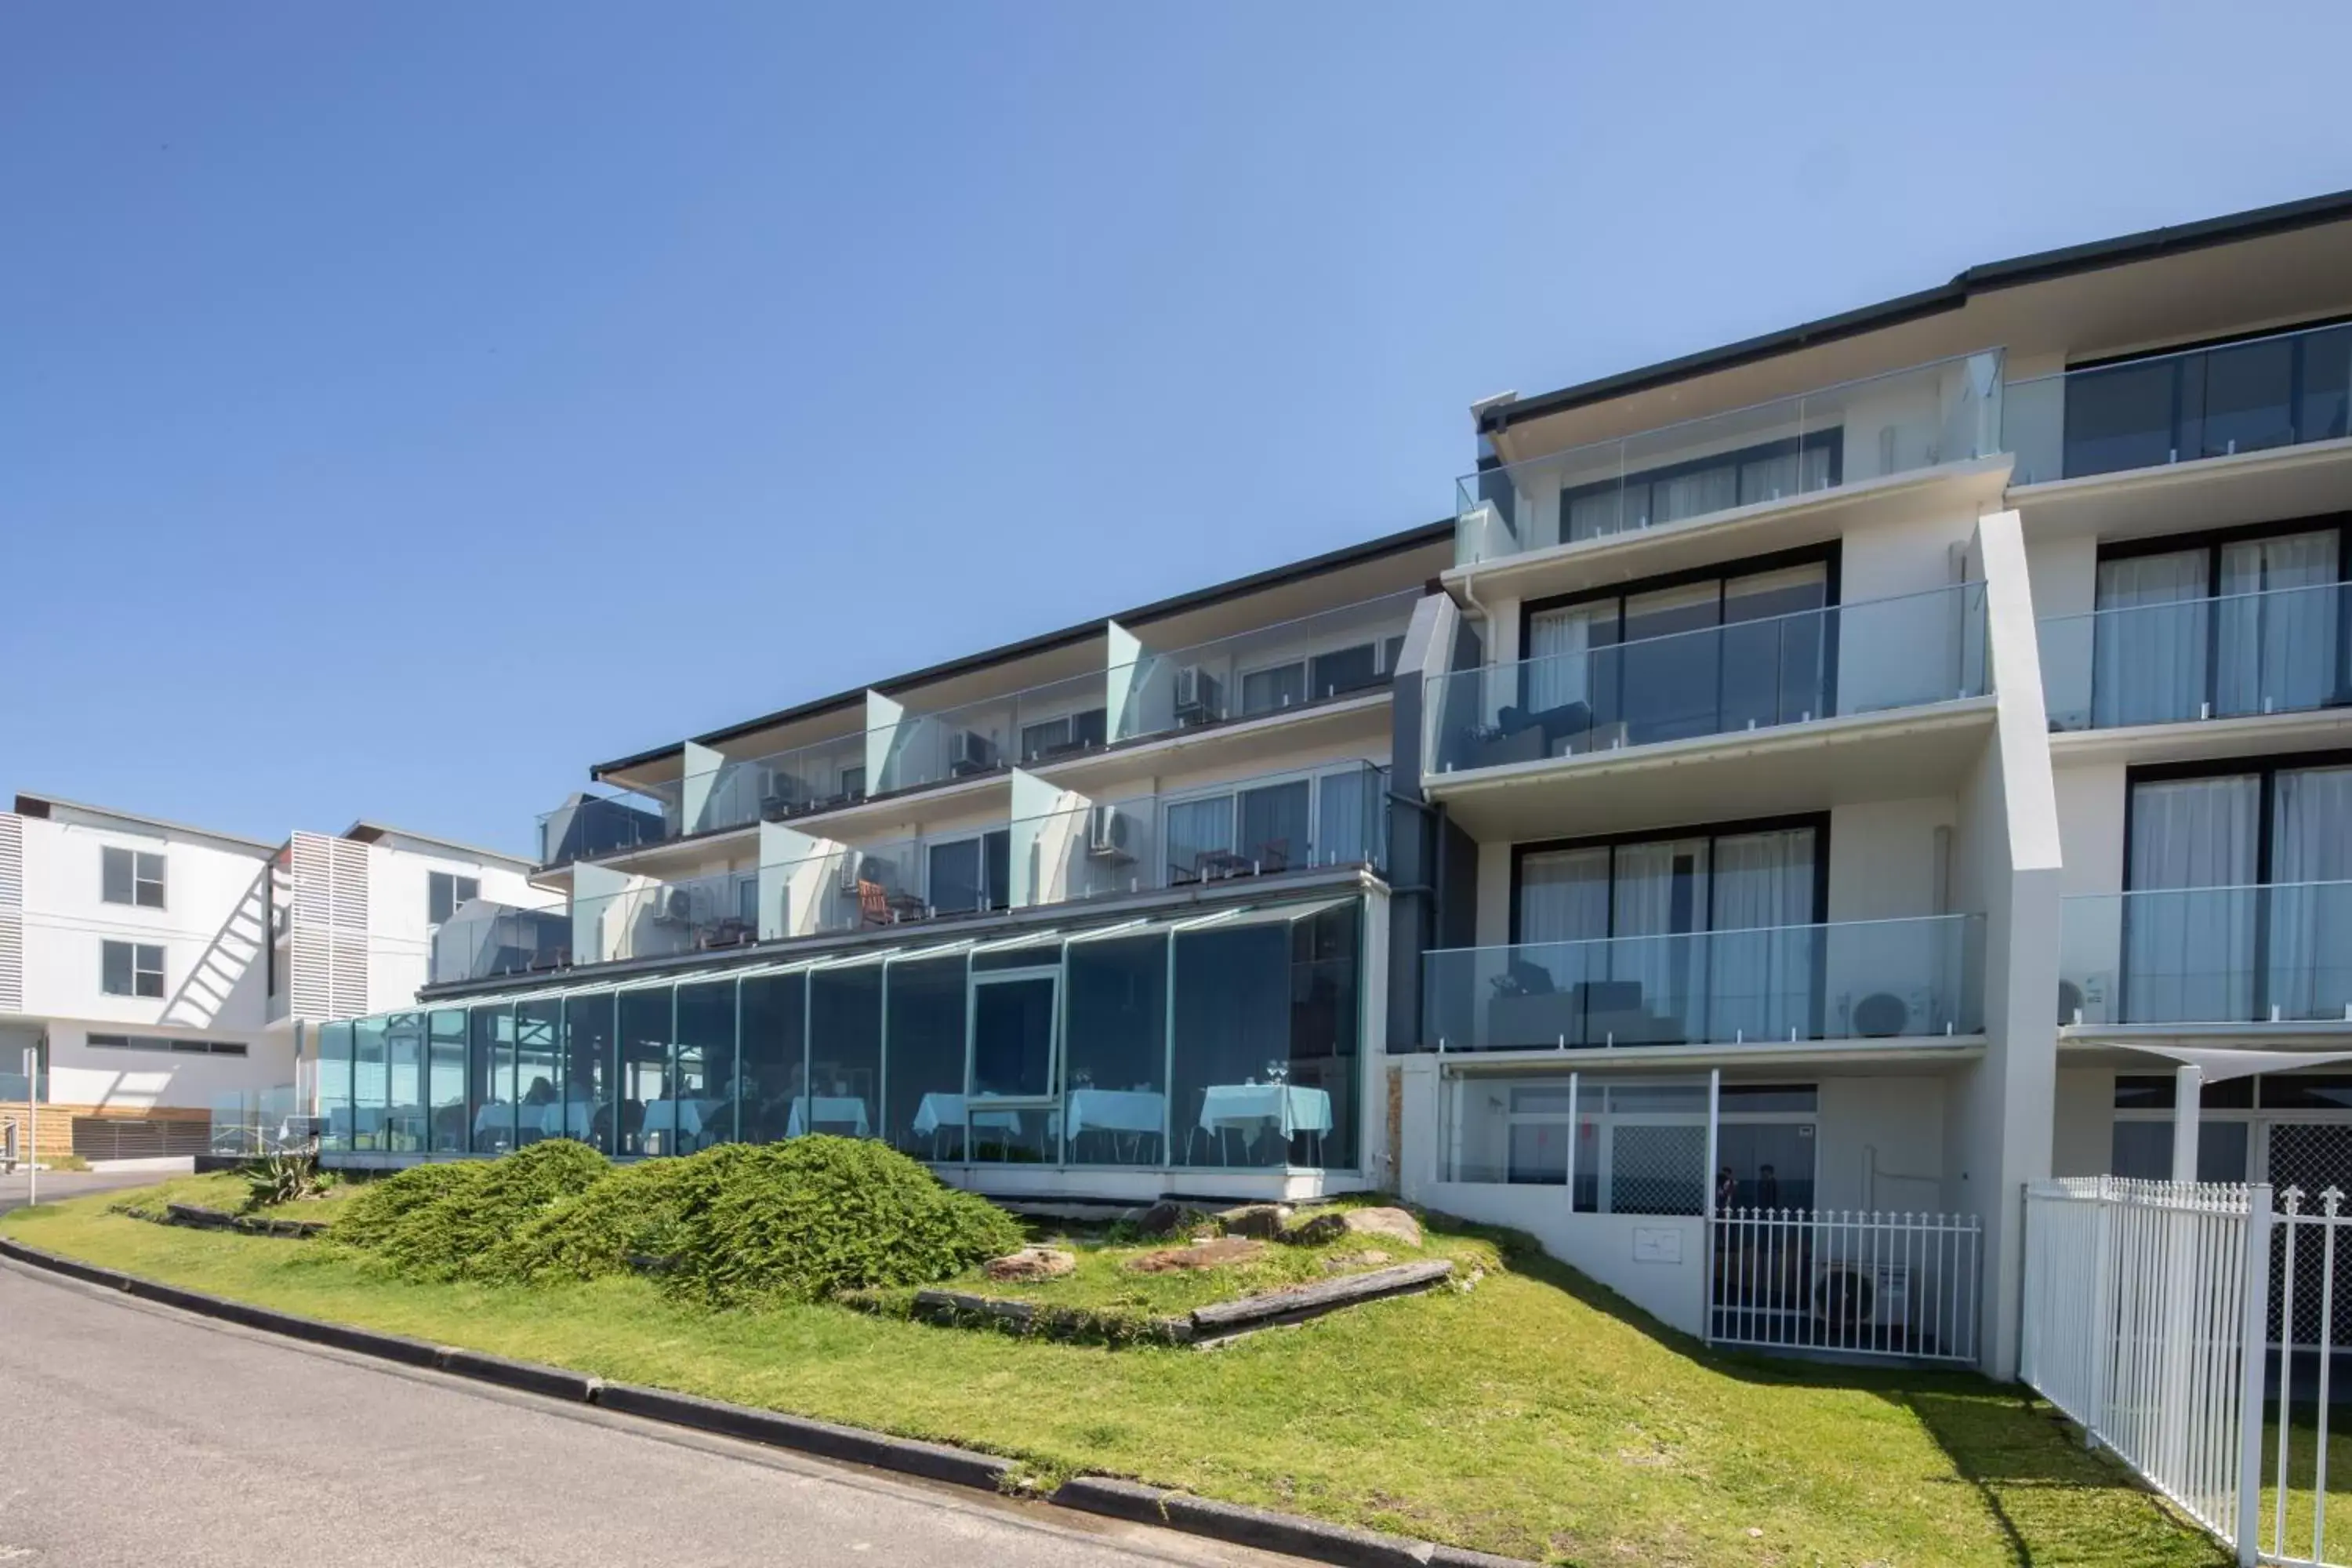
[0,814,20,1014]
[287,833,372,1019]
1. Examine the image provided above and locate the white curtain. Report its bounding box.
[2125,775,2259,1022]
[2270,765,2352,1021]
[1654,464,1739,524]
[2094,550,2209,727]
[1526,604,1605,720]
[2216,529,2339,717]
[1164,797,1234,880]
[1610,838,1710,1041]
[1518,847,1608,1000]
[1706,829,1818,1042]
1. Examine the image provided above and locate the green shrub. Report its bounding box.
[662,1136,1023,1307]
[336,1141,610,1281]
[488,1150,726,1283]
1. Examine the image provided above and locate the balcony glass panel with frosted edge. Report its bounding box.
[576,868,763,965]
[2002,320,2352,485]
[430,904,572,985]
[1109,589,1421,746]
[1454,351,2003,565]
[537,789,673,867]
[1428,582,1988,775]
[1421,914,1984,1051]
[759,836,923,939]
[2058,882,2352,1027]
[1162,763,1389,887]
[1014,794,1161,908]
[2039,579,2351,731]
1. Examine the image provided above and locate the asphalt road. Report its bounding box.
[0,1238,1300,1567]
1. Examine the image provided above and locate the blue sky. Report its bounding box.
[4,2,2350,855]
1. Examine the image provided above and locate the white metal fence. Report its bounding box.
[2020,1176,2352,1566]
[1711,1208,1980,1363]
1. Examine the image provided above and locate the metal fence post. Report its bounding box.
[2236,1182,2272,1566]
[2086,1178,2115,1449]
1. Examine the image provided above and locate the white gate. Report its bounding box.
[1711,1208,1980,1363]
[2021,1176,2352,1567]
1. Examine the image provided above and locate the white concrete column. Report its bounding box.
[2169,1062,2204,1185]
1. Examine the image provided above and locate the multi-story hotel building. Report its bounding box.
[310,187,2352,1377]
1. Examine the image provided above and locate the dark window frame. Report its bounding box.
[2063,316,2352,474]
[1556,427,1846,545]
[1508,811,1833,944]
[428,870,482,927]
[2120,748,2352,1022]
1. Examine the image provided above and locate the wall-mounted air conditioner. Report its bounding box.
[1086,804,1133,860]
[1172,666,1222,724]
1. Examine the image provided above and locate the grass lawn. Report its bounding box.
[5,1186,2227,1567]
[100,1168,365,1224]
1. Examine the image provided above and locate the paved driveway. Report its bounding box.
[0,1256,1301,1567]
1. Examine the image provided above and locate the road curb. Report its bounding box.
[0,1235,1541,1568]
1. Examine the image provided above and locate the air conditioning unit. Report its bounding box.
[1086,804,1133,860]
[1850,992,1912,1038]
[838,855,866,895]
[1172,665,1222,723]
[949,730,1000,775]
[1813,1261,1911,1330]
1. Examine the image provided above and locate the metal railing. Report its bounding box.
[1711,1207,1980,1363]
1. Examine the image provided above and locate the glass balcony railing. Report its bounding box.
[428,904,574,986]
[536,790,671,867]
[2059,882,2352,1028]
[574,868,763,967]
[1014,760,1388,905]
[1426,581,1988,775]
[683,730,872,837]
[1456,350,2004,566]
[2004,319,2352,485]
[2039,579,2350,731]
[1423,914,1984,1051]
[1109,590,1421,746]
[873,671,1112,799]
[757,836,945,940]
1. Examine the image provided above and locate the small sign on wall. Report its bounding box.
[1632,1226,1682,1265]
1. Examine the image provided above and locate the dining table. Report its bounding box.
[640,1098,725,1149]
[784,1095,871,1138]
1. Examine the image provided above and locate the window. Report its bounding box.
[1017,706,1107,764]
[1236,641,1389,718]
[2063,323,2352,479]
[1522,554,1835,753]
[2087,518,2348,728]
[100,847,166,909]
[1239,661,1309,715]
[85,1033,247,1057]
[428,872,481,926]
[1561,430,1841,543]
[926,830,1011,914]
[100,941,165,998]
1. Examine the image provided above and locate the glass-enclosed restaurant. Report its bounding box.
[315,895,1367,1177]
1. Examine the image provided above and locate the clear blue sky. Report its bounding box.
[5,3,2350,856]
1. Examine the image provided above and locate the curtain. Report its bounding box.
[1565,485,1637,543]
[2216,529,2339,717]
[1526,604,1606,722]
[1314,768,1371,866]
[2270,765,2352,1021]
[2094,550,2209,726]
[1610,838,1710,1041]
[2125,775,2259,1022]
[1706,828,1818,1042]
[1518,847,1609,999]
[1237,780,1312,871]
[1653,465,1739,525]
[1164,796,1234,880]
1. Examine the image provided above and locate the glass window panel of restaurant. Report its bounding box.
[426,1009,468,1154]
[513,999,564,1145]
[738,971,807,1143]
[615,986,676,1156]
[1289,901,1362,1169]
[884,953,971,1163]
[806,963,883,1138]
[350,1014,390,1152]
[1062,931,1169,1167]
[384,1012,428,1154]
[1170,902,1358,1171]
[468,1004,518,1156]
[673,979,739,1152]
[969,949,1061,1165]
[562,990,615,1154]
[316,1021,354,1152]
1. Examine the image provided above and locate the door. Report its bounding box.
[967,966,1060,1161]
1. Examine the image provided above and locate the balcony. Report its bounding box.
[2040,579,2350,734]
[1456,351,2005,569]
[575,868,763,967]
[1109,590,1420,746]
[1426,581,1989,781]
[2059,882,2352,1030]
[1422,914,1984,1052]
[537,791,670,868]
[2004,319,2352,487]
[428,903,575,987]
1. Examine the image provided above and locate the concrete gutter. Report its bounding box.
[0,1236,1538,1568]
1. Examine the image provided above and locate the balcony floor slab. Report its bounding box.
[2009,433,2352,543]
[2046,706,2352,769]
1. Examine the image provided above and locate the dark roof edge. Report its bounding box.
[1479,185,2352,436]
[591,516,1451,778]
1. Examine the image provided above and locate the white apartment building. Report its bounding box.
[0,793,552,1159]
[309,187,2352,1381]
